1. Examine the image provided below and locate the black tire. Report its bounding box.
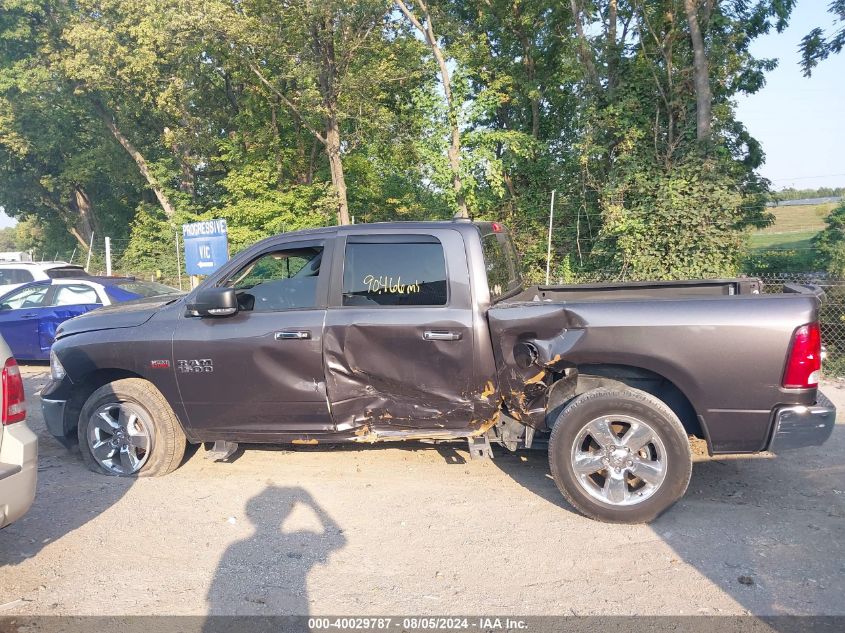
[548,387,692,523]
[78,378,186,477]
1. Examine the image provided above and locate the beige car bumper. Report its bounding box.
[0,421,38,529]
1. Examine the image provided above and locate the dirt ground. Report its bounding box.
[1,365,843,617]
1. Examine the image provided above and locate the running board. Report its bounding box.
[205,440,239,462]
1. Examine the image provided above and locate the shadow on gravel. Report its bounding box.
[204,486,346,626]
[650,428,845,619]
[0,372,136,568]
[492,428,845,620]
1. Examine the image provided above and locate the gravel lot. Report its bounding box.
[1,365,843,616]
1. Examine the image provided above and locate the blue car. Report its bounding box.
[0,278,180,360]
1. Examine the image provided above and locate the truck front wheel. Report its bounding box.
[77,378,186,477]
[548,387,692,523]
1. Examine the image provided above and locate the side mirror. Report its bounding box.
[0,304,10,311]
[186,288,238,317]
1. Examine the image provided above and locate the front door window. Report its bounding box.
[221,247,323,312]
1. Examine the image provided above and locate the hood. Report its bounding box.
[56,294,184,338]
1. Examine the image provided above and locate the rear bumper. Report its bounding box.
[769,391,837,452]
[0,421,38,529]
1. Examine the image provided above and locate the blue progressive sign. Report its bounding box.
[182,219,229,275]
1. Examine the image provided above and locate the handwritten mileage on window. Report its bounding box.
[363,274,422,295]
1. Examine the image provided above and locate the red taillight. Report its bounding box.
[491,222,503,233]
[782,323,822,389]
[2,358,26,425]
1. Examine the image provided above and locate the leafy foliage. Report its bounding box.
[0,0,806,281]
[800,1,845,76]
[812,202,845,276]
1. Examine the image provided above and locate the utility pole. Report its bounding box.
[545,190,556,286]
[85,233,94,272]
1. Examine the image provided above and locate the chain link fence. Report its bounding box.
[546,267,845,378]
[34,235,845,377]
[37,236,187,292]
[755,272,845,378]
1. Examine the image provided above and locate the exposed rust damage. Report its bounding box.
[350,424,484,444]
[524,369,547,385]
[292,438,319,445]
[485,303,587,429]
[469,411,501,436]
[323,321,485,435]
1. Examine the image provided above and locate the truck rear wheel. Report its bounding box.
[77,378,186,477]
[548,387,692,523]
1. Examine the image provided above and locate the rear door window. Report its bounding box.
[342,237,447,306]
[51,284,102,306]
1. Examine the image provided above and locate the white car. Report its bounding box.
[0,262,89,296]
[0,335,36,529]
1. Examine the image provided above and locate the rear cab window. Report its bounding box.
[0,269,34,285]
[342,236,448,306]
[479,224,522,302]
[46,266,89,279]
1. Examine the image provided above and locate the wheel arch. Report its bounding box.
[546,363,708,450]
[62,368,148,439]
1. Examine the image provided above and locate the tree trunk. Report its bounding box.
[90,98,177,217]
[570,0,601,90]
[71,186,97,246]
[325,116,350,225]
[311,16,352,225]
[606,0,619,95]
[38,191,92,251]
[396,0,468,218]
[683,0,712,141]
[516,32,540,139]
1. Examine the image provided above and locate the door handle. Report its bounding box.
[423,330,462,341]
[275,330,311,340]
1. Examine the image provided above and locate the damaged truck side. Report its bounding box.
[40,221,835,522]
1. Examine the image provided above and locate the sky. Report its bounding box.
[0,1,841,231]
[735,0,845,192]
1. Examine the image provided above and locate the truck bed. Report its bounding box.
[489,278,824,453]
[508,277,822,303]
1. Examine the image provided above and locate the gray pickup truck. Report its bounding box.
[40,220,835,522]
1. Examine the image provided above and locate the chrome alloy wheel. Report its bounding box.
[570,414,667,506]
[87,402,153,475]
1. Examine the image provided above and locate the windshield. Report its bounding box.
[112,280,181,298]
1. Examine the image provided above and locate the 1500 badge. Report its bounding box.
[177,359,213,373]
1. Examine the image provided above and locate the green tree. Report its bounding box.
[813,202,845,276]
[0,226,17,251]
[0,0,140,253]
[801,0,845,76]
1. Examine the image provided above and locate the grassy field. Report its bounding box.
[750,202,838,251]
